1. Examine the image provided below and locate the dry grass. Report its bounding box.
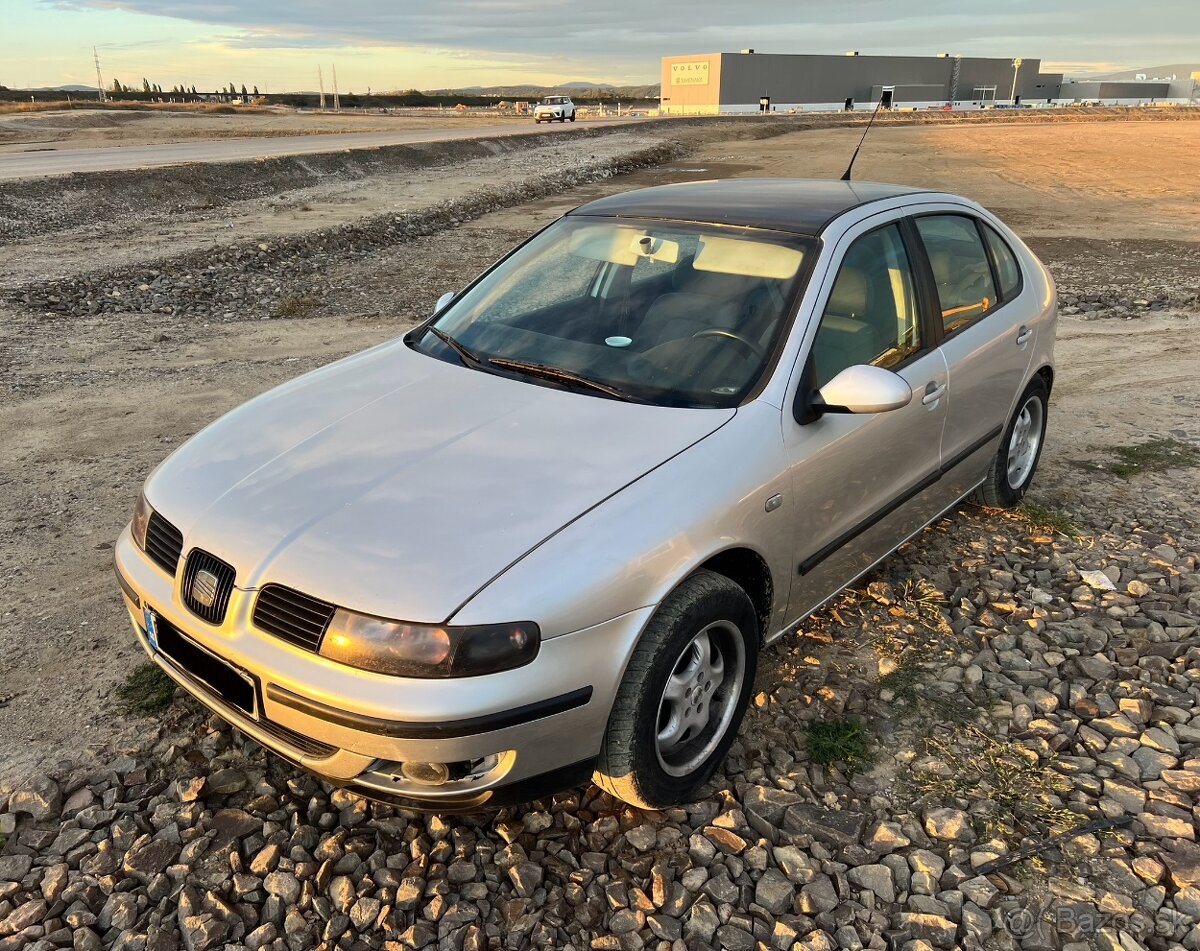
[913,725,1077,849]
[273,294,319,318]
[1017,501,1081,538]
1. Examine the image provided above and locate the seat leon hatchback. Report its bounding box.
[115,179,1056,812]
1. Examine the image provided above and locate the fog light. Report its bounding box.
[400,761,451,786]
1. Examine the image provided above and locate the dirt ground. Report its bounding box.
[1,118,1198,788]
[0,107,535,153]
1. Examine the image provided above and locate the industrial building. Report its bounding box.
[659,51,1195,114]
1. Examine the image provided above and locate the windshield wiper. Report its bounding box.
[425,325,486,369]
[487,357,640,402]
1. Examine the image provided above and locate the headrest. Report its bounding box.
[827,267,869,318]
[644,291,729,326]
[671,254,697,290]
[927,249,953,284]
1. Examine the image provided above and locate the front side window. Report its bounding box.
[416,217,814,408]
[915,215,999,334]
[811,223,921,388]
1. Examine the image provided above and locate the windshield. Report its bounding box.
[540,96,568,104]
[414,217,815,408]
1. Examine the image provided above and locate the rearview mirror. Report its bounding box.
[433,291,455,316]
[817,365,912,415]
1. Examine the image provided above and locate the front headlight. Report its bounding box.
[319,609,539,678]
[131,491,153,551]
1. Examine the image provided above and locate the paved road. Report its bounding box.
[0,118,645,181]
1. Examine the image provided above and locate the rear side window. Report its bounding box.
[982,223,1022,301]
[915,215,998,334]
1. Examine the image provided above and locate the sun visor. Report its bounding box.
[694,235,804,279]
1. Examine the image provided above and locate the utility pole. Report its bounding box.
[94,46,107,103]
[332,63,340,112]
[1010,57,1023,106]
[318,65,326,110]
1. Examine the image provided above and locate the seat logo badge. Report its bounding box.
[191,569,220,608]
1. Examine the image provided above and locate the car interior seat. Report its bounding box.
[811,266,885,384]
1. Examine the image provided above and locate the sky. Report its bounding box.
[3,0,1198,91]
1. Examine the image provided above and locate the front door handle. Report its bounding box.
[922,381,947,406]
[1016,325,1033,347]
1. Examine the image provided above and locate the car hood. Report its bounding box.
[146,339,732,623]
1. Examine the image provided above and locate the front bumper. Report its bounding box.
[114,527,652,811]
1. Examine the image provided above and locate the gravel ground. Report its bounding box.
[1033,239,1200,320]
[4,139,688,322]
[1,470,1196,951]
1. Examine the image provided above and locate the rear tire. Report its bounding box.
[972,376,1049,508]
[594,570,758,809]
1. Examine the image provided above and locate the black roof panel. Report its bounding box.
[568,179,930,235]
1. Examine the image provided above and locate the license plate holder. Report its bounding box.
[143,607,258,717]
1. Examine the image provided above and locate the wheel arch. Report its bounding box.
[1035,363,1054,395]
[696,546,774,641]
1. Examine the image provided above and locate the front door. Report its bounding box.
[782,217,950,622]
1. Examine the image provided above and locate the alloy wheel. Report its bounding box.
[655,621,745,777]
[1006,395,1044,490]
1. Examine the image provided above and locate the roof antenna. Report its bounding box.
[840,95,885,181]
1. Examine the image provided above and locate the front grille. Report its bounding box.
[144,512,184,575]
[253,585,336,652]
[182,550,237,625]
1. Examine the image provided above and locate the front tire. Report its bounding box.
[569,112,576,122]
[594,570,758,809]
[973,375,1049,508]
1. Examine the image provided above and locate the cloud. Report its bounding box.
[41,0,1200,68]
[32,0,1200,88]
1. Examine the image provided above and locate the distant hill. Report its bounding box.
[31,84,96,92]
[422,83,660,100]
[1087,63,1199,81]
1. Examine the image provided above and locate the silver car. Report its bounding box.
[115,179,1055,812]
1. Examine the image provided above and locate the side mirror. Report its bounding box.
[433,291,455,316]
[816,364,912,415]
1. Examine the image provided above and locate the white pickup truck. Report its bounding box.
[533,96,576,123]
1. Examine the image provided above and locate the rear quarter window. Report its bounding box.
[982,223,1023,302]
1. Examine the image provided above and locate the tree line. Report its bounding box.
[106,79,261,97]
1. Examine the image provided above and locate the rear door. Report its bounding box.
[781,214,950,622]
[906,205,1036,498]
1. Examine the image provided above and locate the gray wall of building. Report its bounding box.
[1028,73,1064,101]
[715,53,1047,106]
[1058,81,1172,100]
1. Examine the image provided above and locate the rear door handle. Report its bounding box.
[1016,325,1033,347]
[922,381,947,406]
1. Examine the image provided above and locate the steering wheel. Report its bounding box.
[691,328,766,362]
